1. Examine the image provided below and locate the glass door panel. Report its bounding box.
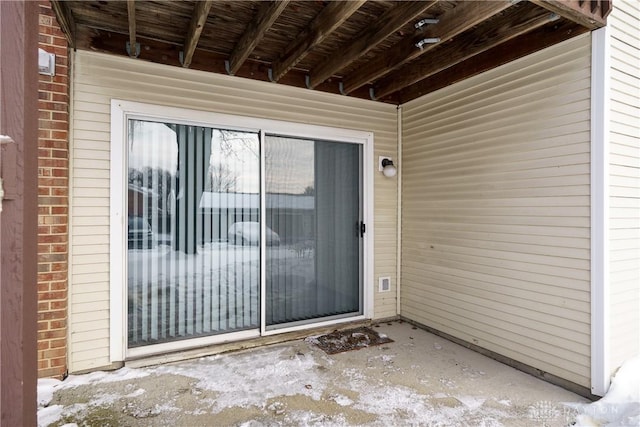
[127,120,260,348]
[265,136,362,328]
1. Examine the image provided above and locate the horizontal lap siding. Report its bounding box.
[401,34,592,387]
[608,0,640,373]
[70,51,397,372]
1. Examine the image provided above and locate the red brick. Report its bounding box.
[51,243,68,252]
[50,300,67,310]
[39,34,52,44]
[51,207,68,215]
[51,262,66,272]
[51,92,67,103]
[39,1,69,379]
[37,311,65,322]
[39,177,67,187]
[51,186,68,196]
[50,338,66,349]
[52,111,68,121]
[50,281,67,291]
[51,169,68,178]
[51,149,68,159]
[39,119,67,130]
[50,320,67,329]
[40,140,67,149]
[49,357,67,369]
[38,272,67,282]
[42,348,65,359]
[38,291,66,301]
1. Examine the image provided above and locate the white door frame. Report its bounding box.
[109,100,374,361]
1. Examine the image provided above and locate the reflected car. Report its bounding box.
[228,222,280,246]
[128,216,155,249]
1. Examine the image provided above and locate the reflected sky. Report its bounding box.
[128,121,316,195]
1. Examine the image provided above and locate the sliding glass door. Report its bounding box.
[265,136,362,328]
[127,120,260,347]
[126,119,363,349]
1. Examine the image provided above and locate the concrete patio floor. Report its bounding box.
[40,321,588,426]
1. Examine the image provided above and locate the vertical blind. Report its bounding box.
[265,136,362,328]
[127,121,362,347]
[127,120,259,347]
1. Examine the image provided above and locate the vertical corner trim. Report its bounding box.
[590,26,611,397]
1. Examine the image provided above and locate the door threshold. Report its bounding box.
[125,319,373,369]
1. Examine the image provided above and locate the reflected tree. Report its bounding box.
[206,164,238,193]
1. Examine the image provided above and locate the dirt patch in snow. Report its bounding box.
[312,327,393,355]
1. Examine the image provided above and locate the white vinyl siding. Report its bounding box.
[400,34,592,387]
[607,0,640,374]
[69,50,398,372]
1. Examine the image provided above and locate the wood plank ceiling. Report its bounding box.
[51,0,612,104]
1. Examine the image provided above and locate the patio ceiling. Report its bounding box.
[51,0,611,104]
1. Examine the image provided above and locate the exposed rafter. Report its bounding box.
[343,0,513,94]
[50,0,76,49]
[375,4,560,99]
[398,20,588,103]
[271,0,365,82]
[530,0,611,29]
[308,1,437,89]
[228,0,290,76]
[51,0,611,104]
[126,0,136,57]
[182,0,213,68]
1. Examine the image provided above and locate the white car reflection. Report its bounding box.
[228,221,280,246]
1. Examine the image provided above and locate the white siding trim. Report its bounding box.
[590,27,611,397]
[109,99,375,358]
[109,101,127,362]
[396,106,403,316]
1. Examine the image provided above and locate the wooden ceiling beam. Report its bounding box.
[182,0,213,68]
[374,3,560,99]
[529,0,610,29]
[308,1,437,89]
[50,0,76,49]
[343,0,513,95]
[75,26,392,103]
[397,21,588,103]
[271,0,365,82]
[126,0,137,57]
[228,0,290,76]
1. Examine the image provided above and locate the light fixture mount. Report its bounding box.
[379,156,397,178]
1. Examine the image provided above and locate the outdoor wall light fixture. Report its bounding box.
[379,156,397,178]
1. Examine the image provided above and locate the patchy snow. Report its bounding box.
[37,322,589,426]
[63,367,150,388]
[38,405,65,427]
[571,356,640,426]
[328,393,353,406]
[38,378,61,408]
[154,347,325,411]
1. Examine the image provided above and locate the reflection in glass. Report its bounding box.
[127,121,259,347]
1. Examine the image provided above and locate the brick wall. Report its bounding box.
[37,0,69,379]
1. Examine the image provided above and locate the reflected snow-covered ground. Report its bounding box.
[126,242,315,346]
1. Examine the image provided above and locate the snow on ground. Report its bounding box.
[37,323,594,426]
[571,356,640,426]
